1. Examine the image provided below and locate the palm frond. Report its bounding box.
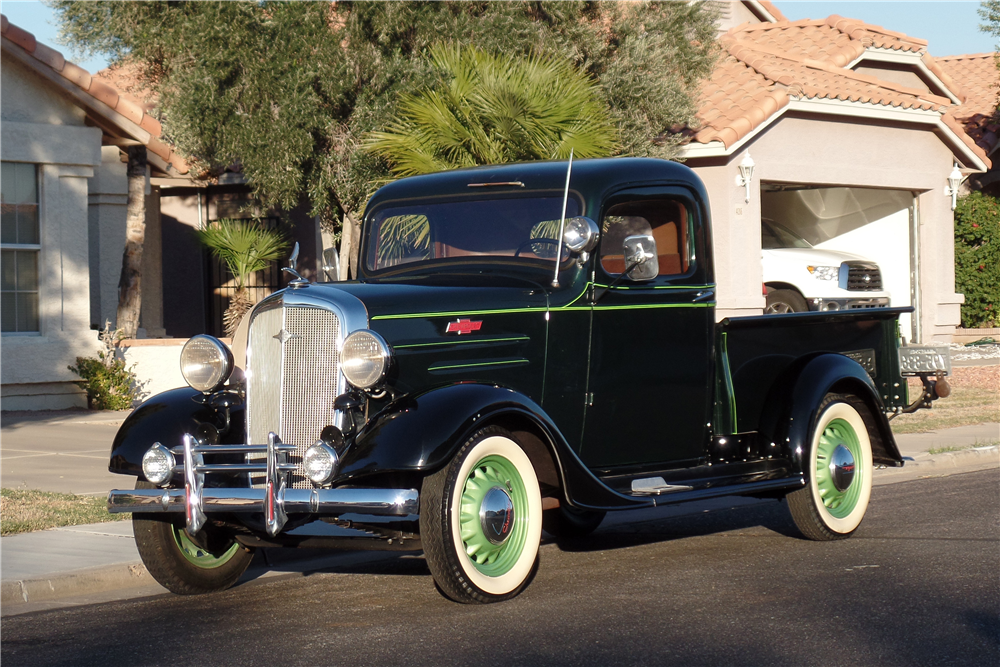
[196,218,291,290]
[363,44,619,176]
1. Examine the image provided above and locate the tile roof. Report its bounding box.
[0,14,189,175]
[937,53,1000,156]
[690,15,993,168]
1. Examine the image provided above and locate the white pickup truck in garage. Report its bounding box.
[761,219,891,314]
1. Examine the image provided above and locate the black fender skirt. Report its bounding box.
[109,387,245,478]
[757,353,902,473]
[339,382,651,511]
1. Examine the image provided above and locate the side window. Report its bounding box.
[1,162,40,333]
[599,199,690,277]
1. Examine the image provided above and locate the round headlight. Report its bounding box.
[180,335,233,393]
[303,441,340,485]
[341,330,391,389]
[142,443,174,486]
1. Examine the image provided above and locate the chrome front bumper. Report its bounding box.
[108,433,418,537]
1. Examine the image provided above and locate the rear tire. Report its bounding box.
[133,481,254,594]
[420,426,542,603]
[787,393,874,540]
[765,289,808,314]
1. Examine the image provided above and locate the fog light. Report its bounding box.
[824,302,840,311]
[142,443,174,486]
[303,441,340,485]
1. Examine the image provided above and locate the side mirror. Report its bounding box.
[623,234,658,281]
[322,247,341,282]
[562,216,599,254]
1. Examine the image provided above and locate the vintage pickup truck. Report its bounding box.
[107,158,948,604]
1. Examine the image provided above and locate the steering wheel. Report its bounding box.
[514,238,561,258]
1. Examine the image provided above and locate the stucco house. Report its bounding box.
[1,15,319,408]
[2,14,190,409]
[680,7,995,344]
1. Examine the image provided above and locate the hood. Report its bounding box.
[762,247,875,265]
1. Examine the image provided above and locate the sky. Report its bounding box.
[774,1,996,56]
[0,0,996,75]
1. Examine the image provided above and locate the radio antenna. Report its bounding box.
[551,148,574,288]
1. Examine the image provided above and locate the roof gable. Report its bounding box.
[0,14,189,176]
[685,14,991,171]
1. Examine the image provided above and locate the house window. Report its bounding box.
[1,162,40,333]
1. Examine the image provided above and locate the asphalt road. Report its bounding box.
[2,470,997,667]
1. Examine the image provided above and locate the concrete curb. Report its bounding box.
[1,562,151,606]
[903,444,999,469]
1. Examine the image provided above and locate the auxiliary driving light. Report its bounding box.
[142,443,174,486]
[303,441,340,485]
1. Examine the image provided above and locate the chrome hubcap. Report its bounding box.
[480,486,515,545]
[829,444,856,492]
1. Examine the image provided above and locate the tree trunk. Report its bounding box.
[339,211,362,280]
[116,146,147,338]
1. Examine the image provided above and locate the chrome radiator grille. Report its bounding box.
[845,262,883,291]
[246,304,341,488]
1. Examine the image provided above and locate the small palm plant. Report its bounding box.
[196,219,290,336]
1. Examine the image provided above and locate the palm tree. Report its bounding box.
[196,219,290,336]
[364,44,620,178]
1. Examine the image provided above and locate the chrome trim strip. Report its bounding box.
[108,488,420,517]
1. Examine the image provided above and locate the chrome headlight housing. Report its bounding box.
[341,329,391,389]
[180,335,234,393]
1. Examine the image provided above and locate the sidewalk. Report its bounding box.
[1,416,997,615]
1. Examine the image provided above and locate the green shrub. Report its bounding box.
[68,323,140,410]
[955,191,1000,328]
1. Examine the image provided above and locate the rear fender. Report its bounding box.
[339,382,651,511]
[757,353,901,473]
[109,387,245,477]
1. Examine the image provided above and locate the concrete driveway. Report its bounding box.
[1,410,128,495]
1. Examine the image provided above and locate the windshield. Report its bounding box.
[761,219,812,249]
[364,196,581,274]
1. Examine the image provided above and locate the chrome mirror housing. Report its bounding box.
[322,247,341,282]
[623,234,658,281]
[562,216,599,254]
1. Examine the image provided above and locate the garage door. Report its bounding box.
[761,185,918,342]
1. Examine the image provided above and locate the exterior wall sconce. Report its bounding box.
[945,163,963,211]
[735,152,755,204]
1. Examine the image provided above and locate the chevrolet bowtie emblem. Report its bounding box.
[446,319,483,335]
[273,328,300,344]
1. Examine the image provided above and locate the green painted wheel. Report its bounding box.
[171,524,242,569]
[813,418,864,518]
[458,454,530,577]
[420,426,542,604]
[787,393,874,541]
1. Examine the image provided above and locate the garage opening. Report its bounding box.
[761,185,918,342]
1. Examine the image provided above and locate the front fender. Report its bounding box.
[338,382,651,511]
[109,387,245,477]
[758,353,901,473]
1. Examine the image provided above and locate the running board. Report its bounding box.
[631,477,694,495]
